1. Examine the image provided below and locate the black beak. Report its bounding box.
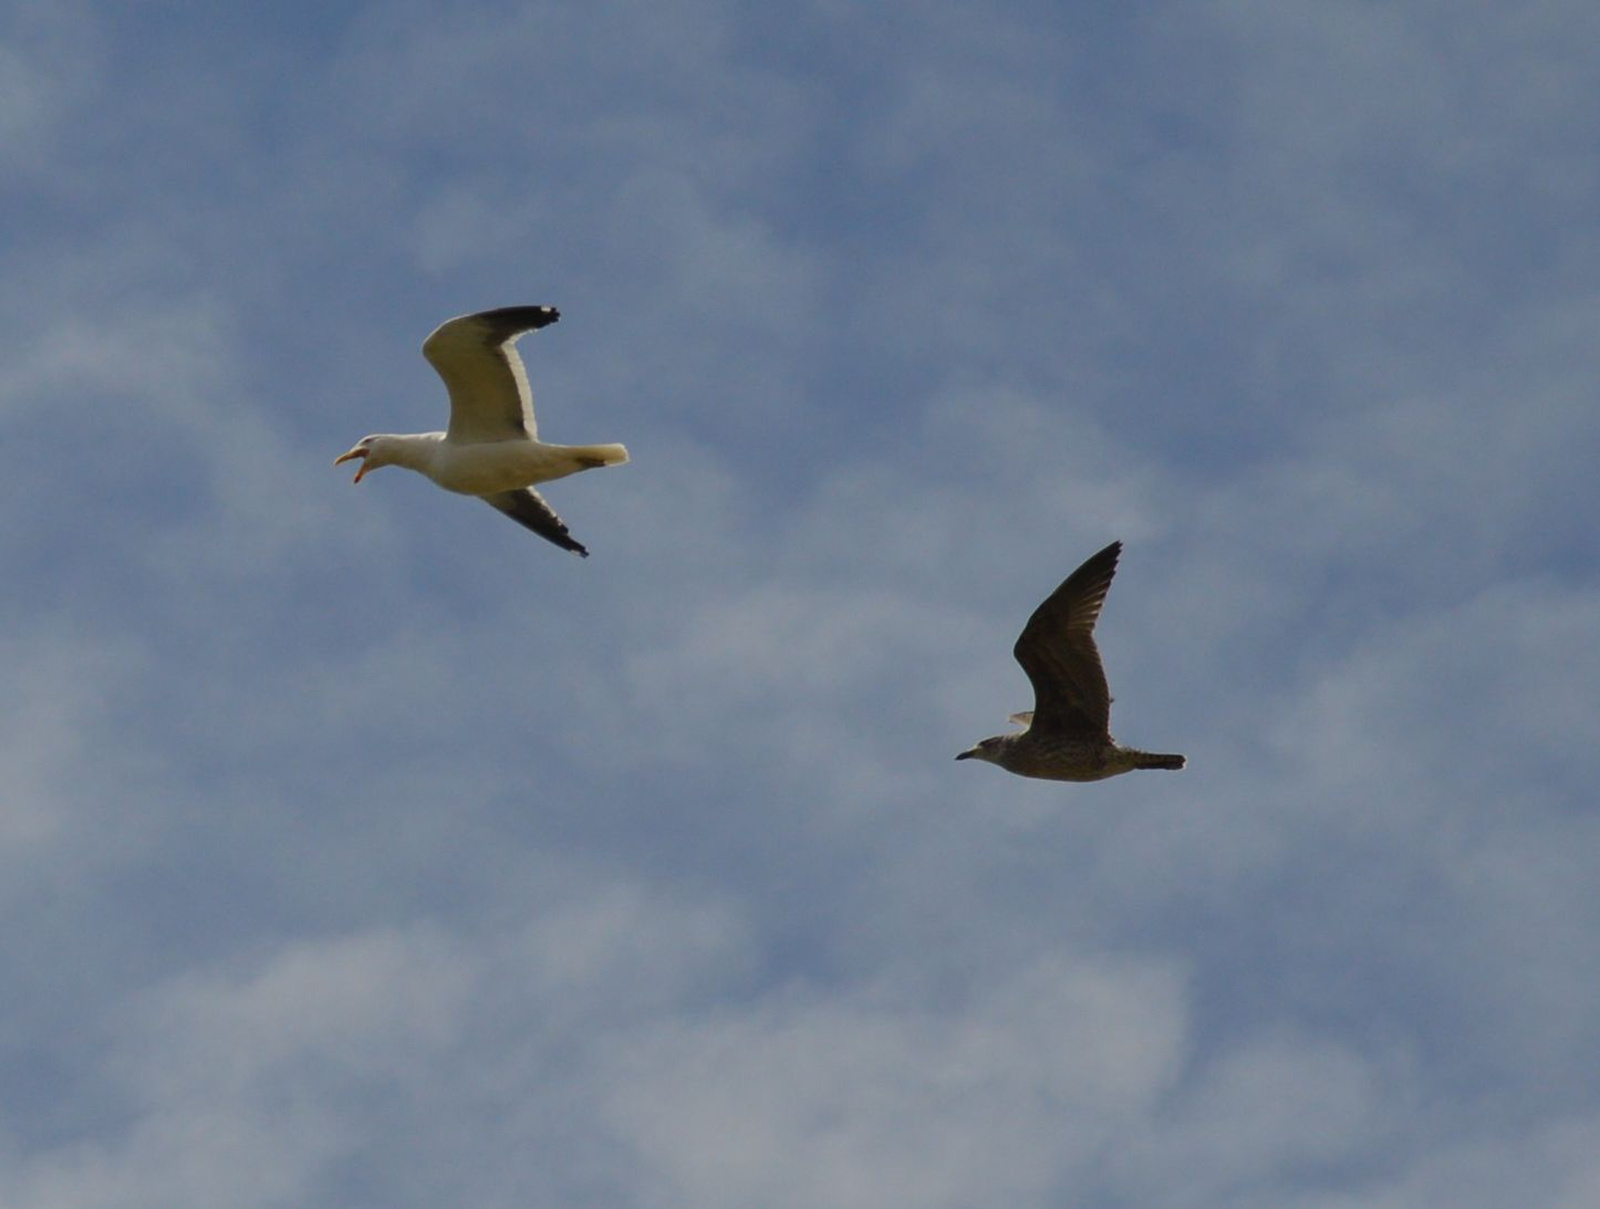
[954,751,972,760]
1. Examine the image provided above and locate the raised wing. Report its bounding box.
[1011,540,1121,740]
[422,306,560,443]
[484,488,589,557]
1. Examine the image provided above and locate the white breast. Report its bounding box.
[424,439,549,495]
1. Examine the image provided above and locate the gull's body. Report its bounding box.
[957,541,1185,782]
[335,306,628,556]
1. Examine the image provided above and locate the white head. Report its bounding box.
[333,434,398,483]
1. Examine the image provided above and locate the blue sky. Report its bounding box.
[4,1,1599,1205]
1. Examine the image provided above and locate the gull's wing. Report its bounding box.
[484,489,589,557]
[422,306,560,443]
[1011,540,1121,740]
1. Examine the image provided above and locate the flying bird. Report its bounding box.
[334,306,628,556]
[957,540,1185,781]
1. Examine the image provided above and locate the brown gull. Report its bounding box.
[957,540,1186,781]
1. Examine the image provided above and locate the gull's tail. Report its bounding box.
[569,443,629,468]
[1135,752,1186,771]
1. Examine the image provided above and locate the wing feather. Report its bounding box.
[422,306,559,443]
[1011,540,1121,740]
[484,488,589,557]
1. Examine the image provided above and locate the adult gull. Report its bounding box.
[335,306,628,556]
[956,540,1186,781]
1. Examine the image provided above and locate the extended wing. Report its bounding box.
[1011,540,1121,740]
[484,488,588,557]
[422,305,560,443]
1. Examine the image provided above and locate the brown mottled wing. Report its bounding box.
[484,489,589,557]
[422,306,560,443]
[1011,540,1121,740]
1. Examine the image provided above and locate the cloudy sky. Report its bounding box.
[4,1,1599,1205]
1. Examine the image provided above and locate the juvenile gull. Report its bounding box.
[957,540,1185,781]
[334,306,628,556]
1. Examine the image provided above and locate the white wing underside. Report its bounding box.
[422,309,556,444]
[1008,711,1034,730]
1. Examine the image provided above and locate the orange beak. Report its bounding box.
[334,446,369,483]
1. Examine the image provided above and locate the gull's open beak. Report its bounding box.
[334,446,369,483]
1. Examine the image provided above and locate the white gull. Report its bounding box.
[335,305,628,556]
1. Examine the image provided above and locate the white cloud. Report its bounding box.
[1106,1030,1401,1207]
[0,2,102,176]
[1302,1115,1600,1209]
[5,1,1600,1205]
[0,626,146,867]
[599,953,1186,1209]
[1,881,752,1209]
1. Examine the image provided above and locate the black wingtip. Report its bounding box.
[476,304,560,330]
[1061,540,1122,590]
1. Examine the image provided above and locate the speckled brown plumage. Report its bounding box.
[956,541,1185,782]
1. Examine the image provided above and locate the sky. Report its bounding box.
[3,1,1599,1205]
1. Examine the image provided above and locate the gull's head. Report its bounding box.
[955,735,1006,764]
[334,435,391,483]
